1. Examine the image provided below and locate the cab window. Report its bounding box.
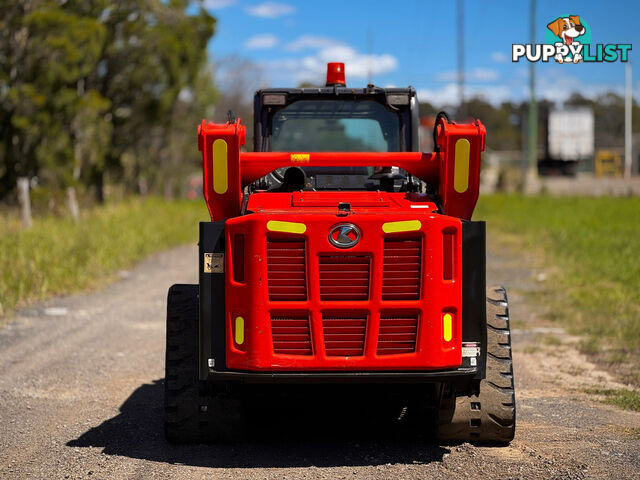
[270,100,401,152]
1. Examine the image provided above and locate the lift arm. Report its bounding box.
[198,117,485,221]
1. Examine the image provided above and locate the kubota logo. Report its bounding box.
[328,223,361,249]
[512,14,631,63]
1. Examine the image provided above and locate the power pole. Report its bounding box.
[525,0,539,193]
[457,0,465,119]
[625,63,632,178]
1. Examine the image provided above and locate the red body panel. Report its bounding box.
[224,192,463,371]
[196,116,486,373]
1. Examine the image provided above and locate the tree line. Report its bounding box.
[421,92,640,154]
[0,0,217,208]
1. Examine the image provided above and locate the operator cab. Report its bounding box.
[253,63,421,192]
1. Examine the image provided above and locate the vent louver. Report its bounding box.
[382,238,422,300]
[271,314,313,355]
[377,314,419,355]
[267,239,307,301]
[322,313,367,356]
[319,255,370,301]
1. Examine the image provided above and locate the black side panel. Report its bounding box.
[410,93,420,152]
[253,92,262,152]
[461,220,487,379]
[199,222,226,380]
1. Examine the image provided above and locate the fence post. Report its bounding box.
[17,177,32,229]
[67,186,80,221]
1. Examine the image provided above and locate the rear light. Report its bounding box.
[233,234,245,282]
[442,311,454,342]
[263,93,286,105]
[234,316,245,346]
[442,229,456,280]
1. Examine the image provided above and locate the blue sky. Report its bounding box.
[202,0,639,106]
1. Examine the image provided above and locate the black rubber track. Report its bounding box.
[164,284,243,443]
[437,286,516,444]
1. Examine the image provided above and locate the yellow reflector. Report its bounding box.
[443,313,453,342]
[382,220,422,234]
[212,139,228,194]
[290,153,310,163]
[235,316,244,345]
[454,138,470,193]
[266,220,306,234]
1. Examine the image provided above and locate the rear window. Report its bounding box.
[270,99,401,152]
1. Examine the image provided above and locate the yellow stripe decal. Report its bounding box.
[266,220,306,234]
[235,316,244,345]
[454,138,470,193]
[290,153,310,163]
[382,220,422,234]
[443,313,453,342]
[212,139,228,194]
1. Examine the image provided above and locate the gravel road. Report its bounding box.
[1,240,639,479]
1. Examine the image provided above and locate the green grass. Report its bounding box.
[0,198,208,318]
[475,194,640,386]
[585,388,640,412]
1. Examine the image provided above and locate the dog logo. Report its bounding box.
[513,14,631,64]
[547,15,586,63]
[329,223,361,248]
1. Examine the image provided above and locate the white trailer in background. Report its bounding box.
[544,107,594,175]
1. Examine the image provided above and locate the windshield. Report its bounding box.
[270,100,401,152]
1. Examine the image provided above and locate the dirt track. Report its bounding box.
[1,240,639,479]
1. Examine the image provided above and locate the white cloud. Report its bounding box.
[417,83,512,106]
[435,68,500,83]
[263,36,398,85]
[244,33,279,49]
[202,0,236,9]
[491,51,509,63]
[284,35,340,52]
[535,69,626,104]
[417,66,639,108]
[505,65,640,106]
[246,2,295,18]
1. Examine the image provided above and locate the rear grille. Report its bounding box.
[377,314,419,355]
[319,255,370,301]
[271,314,312,355]
[382,238,422,300]
[322,313,367,356]
[267,239,307,301]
